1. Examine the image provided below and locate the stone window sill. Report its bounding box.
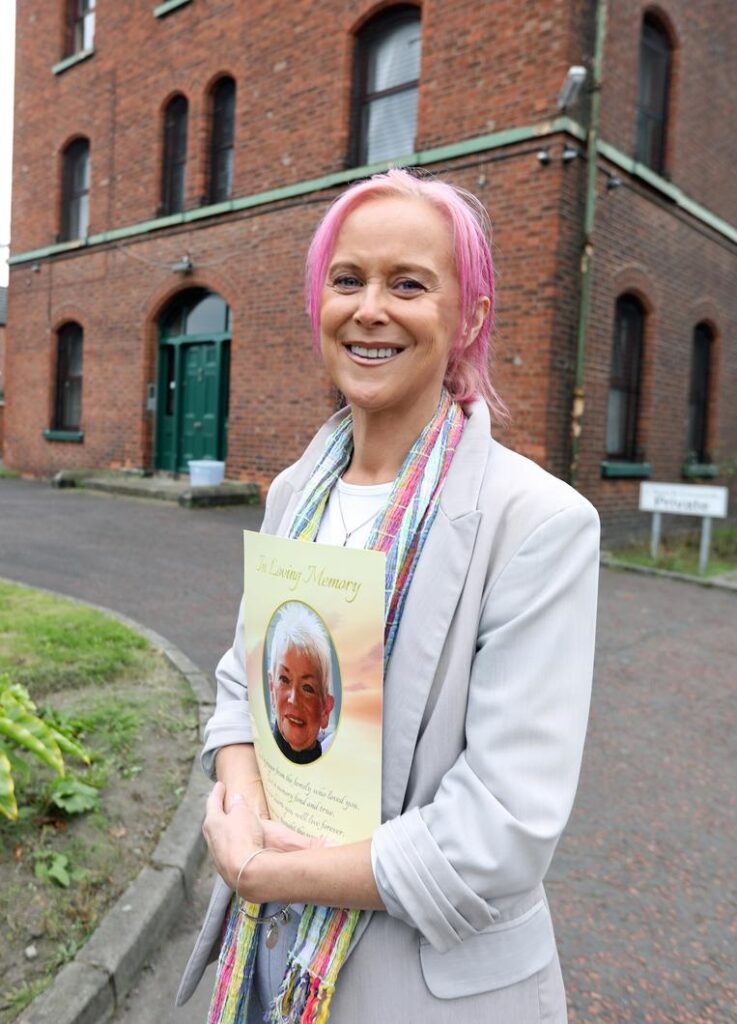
[52,49,95,76]
[682,463,718,479]
[153,0,192,17]
[43,429,84,443]
[601,461,652,479]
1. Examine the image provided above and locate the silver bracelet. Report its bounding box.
[235,847,291,949]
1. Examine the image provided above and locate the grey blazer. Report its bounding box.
[177,401,600,1022]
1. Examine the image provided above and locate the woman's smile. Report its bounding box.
[344,342,404,364]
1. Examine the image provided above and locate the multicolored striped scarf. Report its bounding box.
[209,391,465,1024]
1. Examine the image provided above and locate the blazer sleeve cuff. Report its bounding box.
[372,809,499,952]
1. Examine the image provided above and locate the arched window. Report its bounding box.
[351,6,422,166]
[60,138,90,241]
[161,95,188,215]
[634,15,672,173]
[607,295,645,460]
[65,0,95,57]
[159,289,230,339]
[687,323,713,464]
[208,77,236,204]
[54,323,83,432]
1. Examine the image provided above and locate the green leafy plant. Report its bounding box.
[32,850,87,888]
[0,674,90,821]
[48,776,101,816]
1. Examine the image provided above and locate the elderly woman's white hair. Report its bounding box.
[268,601,332,702]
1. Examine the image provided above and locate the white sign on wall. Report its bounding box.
[639,483,728,519]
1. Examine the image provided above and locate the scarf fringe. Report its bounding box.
[267,907,360,1024]
[209,897,261,1023]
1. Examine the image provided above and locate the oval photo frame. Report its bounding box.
[262,599,342,766]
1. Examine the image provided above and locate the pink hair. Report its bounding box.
[305,167,506,418]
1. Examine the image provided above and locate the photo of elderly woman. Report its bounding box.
[264,601,339,765]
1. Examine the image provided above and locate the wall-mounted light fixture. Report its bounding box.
[536,147,551,166]
[606,173,623,191]
[171,254,193,273]
[562,144,581,163]
[557,66,587,111]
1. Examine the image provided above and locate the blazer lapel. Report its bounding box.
[382,401,490,821]
[381,508,481,820]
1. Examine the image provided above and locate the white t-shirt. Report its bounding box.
[315,477,394,548]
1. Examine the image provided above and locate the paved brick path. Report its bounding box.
[1,478,734,1023]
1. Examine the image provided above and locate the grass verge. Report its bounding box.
[0,581,199,1022]
[608,523,737,577]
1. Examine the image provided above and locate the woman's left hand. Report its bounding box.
[203,781,265,890]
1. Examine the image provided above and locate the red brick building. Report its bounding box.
[6,0,736,538]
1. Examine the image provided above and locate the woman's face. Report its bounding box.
[269,645,334,753]
[320,196,462,423]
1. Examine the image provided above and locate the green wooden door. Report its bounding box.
[179,343,219,467]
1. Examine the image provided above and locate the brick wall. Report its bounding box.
[600,0,737,225]
[580,170,737,541]
[5,147,574,482]
[7,0,737,536]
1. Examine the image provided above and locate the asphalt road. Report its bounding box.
[1,478,735,1023]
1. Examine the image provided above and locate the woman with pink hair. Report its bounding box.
[180,168,600,1023]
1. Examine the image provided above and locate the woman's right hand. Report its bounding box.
[214,744,323,852]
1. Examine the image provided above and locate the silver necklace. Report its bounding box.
[336,485,380,547]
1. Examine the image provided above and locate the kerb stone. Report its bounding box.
[17,961,113,1024]
[78,865,184,1004]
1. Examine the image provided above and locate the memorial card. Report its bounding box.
[243,531,384,845]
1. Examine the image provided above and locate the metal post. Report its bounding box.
[699,516,712,575]
[650,511,662,561]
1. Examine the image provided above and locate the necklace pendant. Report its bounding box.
[265,920,279,948]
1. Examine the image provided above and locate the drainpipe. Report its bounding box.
[569,0,608,488]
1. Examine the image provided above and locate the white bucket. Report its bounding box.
[188,460,225,487]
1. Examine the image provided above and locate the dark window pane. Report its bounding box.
[687,324,712,462]
[635,19,671,173]
[209,78,236,203]
[161,96,188,215]
[607,296,644,460]
[160,289,230,340]
[606,388,627,456]
[61,138,90,240]
[353,8,421,166]
[54,323,83,431]
[186,294,228,335]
